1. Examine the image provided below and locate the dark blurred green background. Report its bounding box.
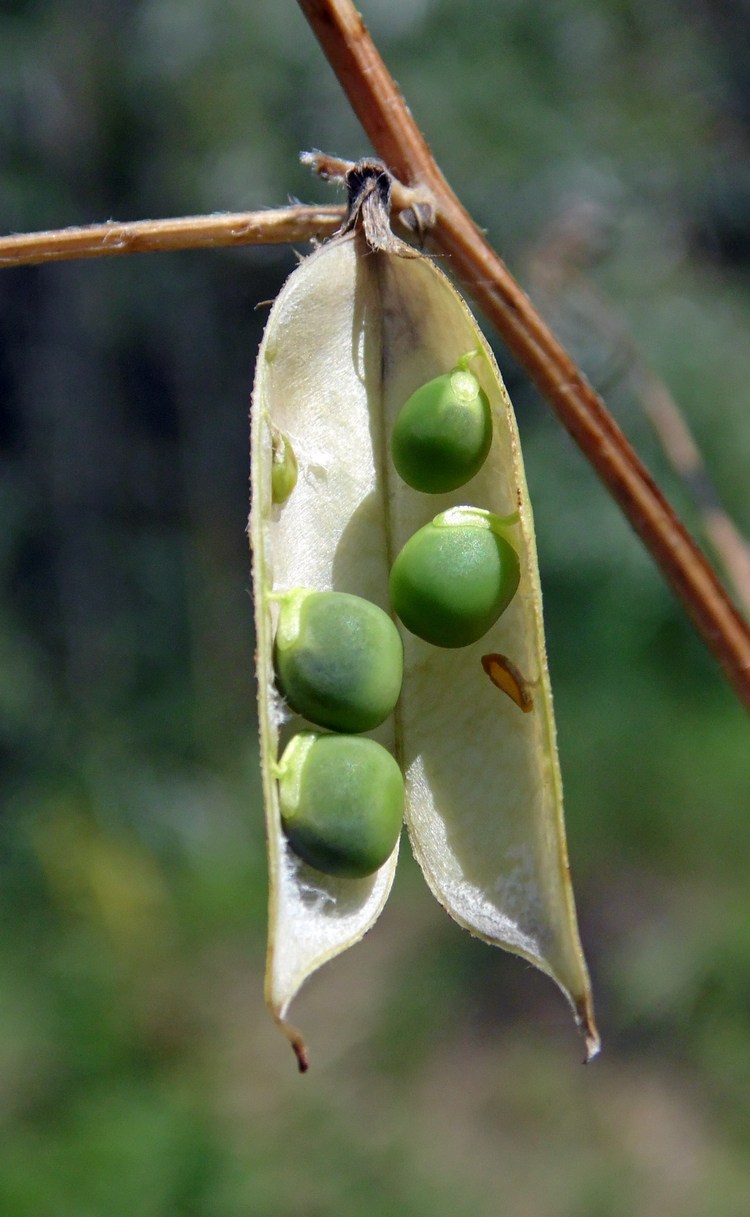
[2,1,750,1213]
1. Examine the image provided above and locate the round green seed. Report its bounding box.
[391,352,492,493]
[277,732,404,878]
[274,588,403,733]
[389,507,520,648]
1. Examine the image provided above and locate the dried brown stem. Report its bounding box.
[0,206,344,268]
[298,0,750,712]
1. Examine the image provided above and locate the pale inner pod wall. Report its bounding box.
[253,234,399,1021]
[251,226,594,1052]
[378,257,558,948]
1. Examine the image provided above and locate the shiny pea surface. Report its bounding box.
[278,732,404,878]
[274,588,403,733]
[391,358,492,493]
[390,510,520,648]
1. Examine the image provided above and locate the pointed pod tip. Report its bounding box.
[575,993,601,1064]
[274,1009,310,1073]
[583,1028,601,1064]
[292,1036,310,1073]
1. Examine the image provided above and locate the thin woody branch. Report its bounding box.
[298,0,750,712]
[0,205,344,268]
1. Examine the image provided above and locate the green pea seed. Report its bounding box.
[389,506,520,648]
[274,588,403,733]
[271,428,298,504]
[277,732,404,878]
[391,351,492,493]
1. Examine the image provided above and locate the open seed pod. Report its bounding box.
[250,159,598,1069]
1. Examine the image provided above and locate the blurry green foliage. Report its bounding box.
[1,0,749,1214]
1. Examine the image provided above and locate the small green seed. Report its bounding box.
[389,506,520,648]
[391,352,492,493]
[277,732,404,878]
[271,429,298,504]
[274,588,403,733]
